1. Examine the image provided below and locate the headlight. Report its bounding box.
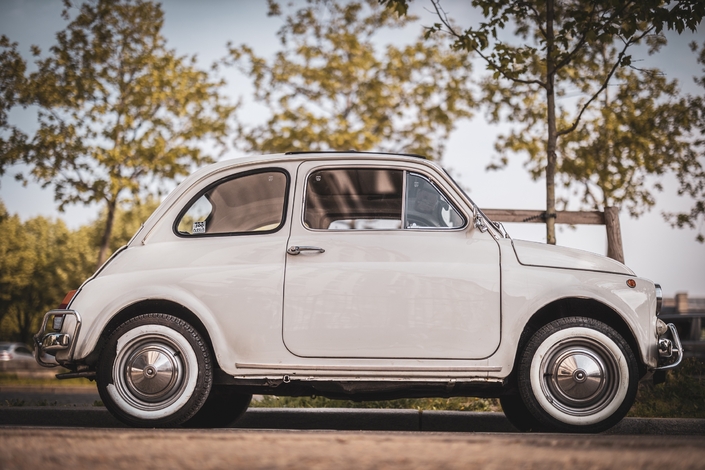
[655,283,663,316]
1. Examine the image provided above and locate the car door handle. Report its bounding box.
[287,246,325,255]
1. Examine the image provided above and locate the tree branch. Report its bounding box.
[557,28,652,138]
[430,0,546,88]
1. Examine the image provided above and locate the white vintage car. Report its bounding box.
[35,151,682,432]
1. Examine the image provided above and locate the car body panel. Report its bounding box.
[512,239,635,275]
[495,238,658,374]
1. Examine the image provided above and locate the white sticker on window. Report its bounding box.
[193,221,206,234]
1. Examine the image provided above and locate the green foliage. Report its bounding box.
[529,48,693,219]
[0,35,29,173]
[629,358,705,418]
[664,41,705,242]
[3,0,235,265]
[0,201,95,343]
[228,0,475,160]
[251,395,500,412]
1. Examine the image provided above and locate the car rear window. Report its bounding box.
[177,170,289,236]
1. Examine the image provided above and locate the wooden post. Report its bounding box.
[604,206,624,264]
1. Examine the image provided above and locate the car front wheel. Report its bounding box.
[518,317,638,433]
[97,313,213,428]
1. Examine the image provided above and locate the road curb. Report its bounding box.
[1,407,703,434]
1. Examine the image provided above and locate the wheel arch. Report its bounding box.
[84,299,218,371]
[508,297,646,386]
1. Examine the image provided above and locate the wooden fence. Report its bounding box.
[482,207,624,263]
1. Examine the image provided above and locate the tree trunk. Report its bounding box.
[545,0,557,245]
[97,199,118,269]
[604,206,624,263]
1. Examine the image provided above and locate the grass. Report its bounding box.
[250,395,501,412]
[629,358,705,419]
[0,372,95,387]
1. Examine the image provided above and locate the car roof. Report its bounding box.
[190,151,437,179]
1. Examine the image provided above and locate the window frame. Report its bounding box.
[301,165,468,233]
[404,171,467,230]
[173,167,291,238]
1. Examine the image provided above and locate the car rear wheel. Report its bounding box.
[183,386,252,428]
[499,395,546,432]
[518,317,638,433]
[97,313,213,428]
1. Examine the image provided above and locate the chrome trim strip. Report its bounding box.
[235,363,502,372]
[299,163,470,233]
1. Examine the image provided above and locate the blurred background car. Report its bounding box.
[0,342,35,362]
[0,342,57,370]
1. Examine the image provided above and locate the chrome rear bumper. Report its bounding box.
[655,323,683,371]
[33,309,82,368]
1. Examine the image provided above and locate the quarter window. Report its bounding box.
[405,173,465,229]
[177,170,288,235]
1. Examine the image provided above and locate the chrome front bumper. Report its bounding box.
[655,323,683,371]
[33,309,82,368]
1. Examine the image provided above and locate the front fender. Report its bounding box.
[495,239,658,376]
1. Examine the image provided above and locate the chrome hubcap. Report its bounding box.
[541,340,619,416]
[114,335,188,411]
[126,344,181,402]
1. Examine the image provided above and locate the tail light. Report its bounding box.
[58,290,77,309]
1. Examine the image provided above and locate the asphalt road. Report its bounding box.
[2,427,705,470]
[2,385,704,470]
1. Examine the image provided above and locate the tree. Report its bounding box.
[666,41,705,242]
[5,0,235,266]
[493,43,695,220]
[0,202,95,344]
[0,36,28,173]
[227,0,475,160]
[381,0,704,244]
[0,197,156,344]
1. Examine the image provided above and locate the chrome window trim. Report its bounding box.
[404,171,467,231]
[300,163,469,233]
[172,167,291,238]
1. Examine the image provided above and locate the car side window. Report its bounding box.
[177,170,288,236]
[305,168,403,230]
[405,173,465,229]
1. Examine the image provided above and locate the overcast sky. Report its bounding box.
[1,0,704,296]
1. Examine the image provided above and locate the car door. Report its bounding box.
[282,161,501,359]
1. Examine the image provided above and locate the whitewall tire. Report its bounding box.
[518,317,638,433]
[97,313,213,428]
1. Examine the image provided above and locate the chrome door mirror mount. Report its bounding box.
[473,205,488,233]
